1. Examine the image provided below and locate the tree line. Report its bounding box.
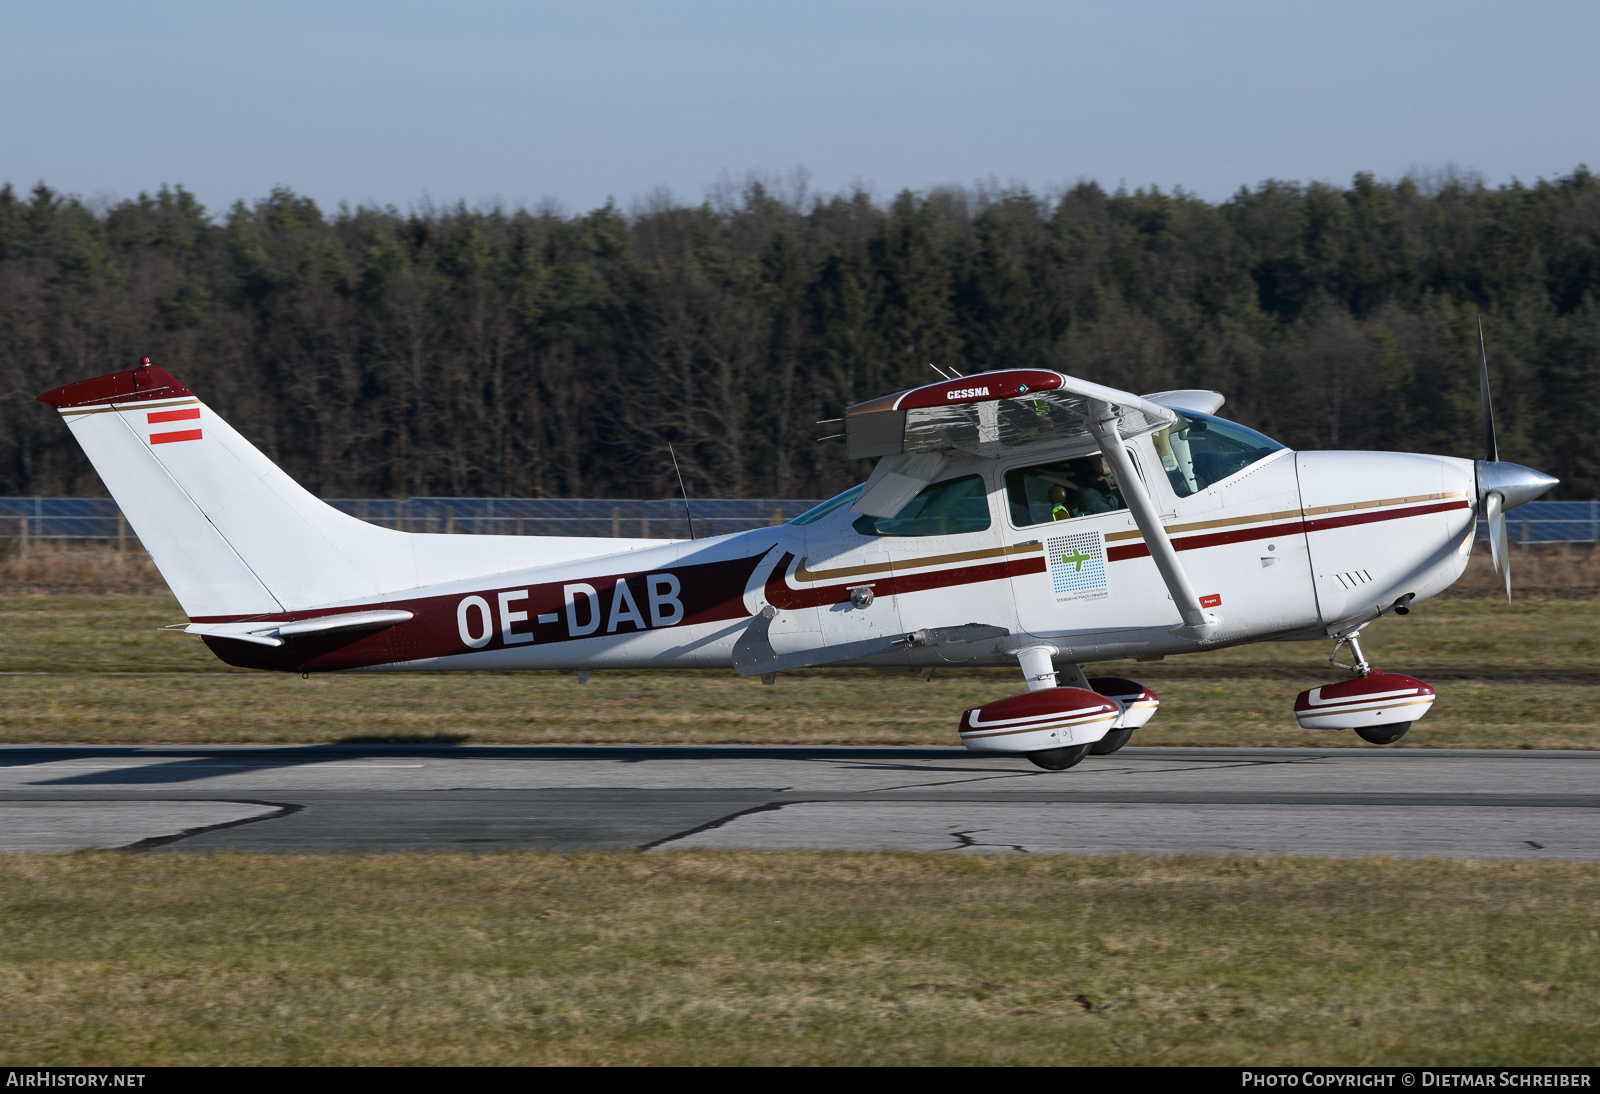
[3,168,1598,502]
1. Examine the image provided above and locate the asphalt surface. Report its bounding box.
[3,744,1599,858]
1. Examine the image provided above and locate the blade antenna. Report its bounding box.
[668,442,696,540]
[1477,312,1498,464]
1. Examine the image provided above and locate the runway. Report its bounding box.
[2,744,1598,858]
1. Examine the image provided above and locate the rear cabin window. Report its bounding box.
[1151,412,1285,498]
[1005,456,1126,528]
[789,484,864,525]
[853,474,991,537]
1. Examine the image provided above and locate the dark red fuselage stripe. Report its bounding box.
[1303,500,1469,534]
[194,552,767,672]
[764,552,1045,610]
[1105,500,1469,562]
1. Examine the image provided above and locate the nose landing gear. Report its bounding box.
[1294,629,1436,745]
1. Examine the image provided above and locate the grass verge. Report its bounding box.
[1,595,1597,747]
[2,851,1598,1066]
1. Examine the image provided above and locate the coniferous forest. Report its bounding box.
[3,170,1599,502]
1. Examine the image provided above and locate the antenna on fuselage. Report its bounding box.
[668,442,696,540]
[928,362,959,380]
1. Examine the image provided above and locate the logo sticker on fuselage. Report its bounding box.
[1046,529,1109,602]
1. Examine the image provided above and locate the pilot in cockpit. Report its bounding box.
[1006,454,1127,526]
[1050,456,1122,519]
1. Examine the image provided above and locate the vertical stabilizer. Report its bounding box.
[38,362,414,618]
[40,361,671,622]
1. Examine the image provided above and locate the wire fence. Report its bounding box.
[2,497,1597,547]
[0,497,824,547]
[1474,501,1600,545]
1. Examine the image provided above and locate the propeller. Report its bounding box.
[1478,314,1497,465]
[1473,315,1558,603]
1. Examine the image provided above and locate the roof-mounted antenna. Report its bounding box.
[928,362,958,380]
[668,442,696,540]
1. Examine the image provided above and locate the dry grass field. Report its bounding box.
[4,546,1600,1067]
[2,851,1598,1066]
[1,542,1598,748]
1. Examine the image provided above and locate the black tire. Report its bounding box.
[1026,743,1092,771]
[1089,728,1135,756]
[1355,721,1412,745]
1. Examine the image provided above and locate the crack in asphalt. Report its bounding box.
[945,828,1030,854]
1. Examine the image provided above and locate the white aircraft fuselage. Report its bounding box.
[188,431,1477,677]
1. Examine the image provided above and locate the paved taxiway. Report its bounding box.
[3,744,1598,858]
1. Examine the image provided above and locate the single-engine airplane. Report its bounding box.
[37,324,1556,770]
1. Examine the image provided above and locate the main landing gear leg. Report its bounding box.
[1014,645,1059,691]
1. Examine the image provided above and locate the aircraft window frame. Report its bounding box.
[1001,452,1129,531]
[852,473,995,538]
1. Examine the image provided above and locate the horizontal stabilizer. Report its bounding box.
[179,609,414,648]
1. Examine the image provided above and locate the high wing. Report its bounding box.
[847,368,1183,520]
[845,368,1178,463]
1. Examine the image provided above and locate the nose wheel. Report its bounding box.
[1354,722,1412,745]
[1294,629,1435,742]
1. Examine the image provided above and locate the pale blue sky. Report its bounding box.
[3,0,1595,216]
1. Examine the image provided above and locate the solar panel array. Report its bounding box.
[0,497,825,543]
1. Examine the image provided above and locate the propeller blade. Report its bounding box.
[1477,313,1498,464]
[1485,489,1511,602]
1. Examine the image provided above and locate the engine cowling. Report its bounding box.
[959,687,1121,753]
[1293,672,1436,730]
[1087,676,1160,729]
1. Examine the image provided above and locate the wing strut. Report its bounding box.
[1088,405,1219,641]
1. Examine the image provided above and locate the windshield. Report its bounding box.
[1151,412,1285,497]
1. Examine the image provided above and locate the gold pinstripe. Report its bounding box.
[1101,491,1469,543]
[59,397,201,417]
[795,541,1043,582]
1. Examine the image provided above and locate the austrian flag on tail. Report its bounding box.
[147,406,202,444]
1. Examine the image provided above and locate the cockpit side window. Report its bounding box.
[1004,456,1126,528]
[1151,412,1286,498]
[853,474,991,537]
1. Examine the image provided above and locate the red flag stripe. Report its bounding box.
[147,407,201,424]
[150,429,203,445]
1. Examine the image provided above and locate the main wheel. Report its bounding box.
[1089,728,1135,756]
[1355,721,1412,745]
[1026,743,1092,771]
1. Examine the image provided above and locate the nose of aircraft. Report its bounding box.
[1476,461,1559,511]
